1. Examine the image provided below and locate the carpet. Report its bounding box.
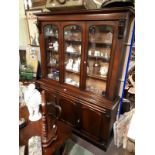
[63,139,94,155]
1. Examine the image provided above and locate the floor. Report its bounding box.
[62,134,134,155]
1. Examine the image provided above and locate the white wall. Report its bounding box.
[19,0,30,49]
[118,19,135,96]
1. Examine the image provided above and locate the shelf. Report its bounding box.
[65,51,81,56]
[88,55,110,62]
[64,39,81,44]
[47,77,59,81]
[65,29,81,33]
[65,69,80,75]
[46,48,59,53]
[87,74,107,81]
[89,42,112,48]
[47,64,59,69]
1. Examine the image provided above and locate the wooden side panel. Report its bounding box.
[58,96,79,127]
[101,114,111,142]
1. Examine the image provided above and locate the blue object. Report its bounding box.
[118,22,135,118]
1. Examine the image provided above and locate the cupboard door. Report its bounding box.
[43,24,60,81]
[101,114,111,142]
[58,96,79,127]
[85,22,115,96]
[80,105,102,140]
[63,23,84,88]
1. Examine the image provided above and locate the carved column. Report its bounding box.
[41,90,48,144]
[41,90,58,148]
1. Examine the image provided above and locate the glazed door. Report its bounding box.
[84,21,117,96]
[43,23,61,81]
[62,22,85,88]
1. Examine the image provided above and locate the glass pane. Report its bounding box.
[64,25,82,87]
[86,25,113,95]
[44,25,59,81]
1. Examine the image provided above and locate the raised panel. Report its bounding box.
[101,113,111,142]
[59,96,79,127]
[80,105,102,140]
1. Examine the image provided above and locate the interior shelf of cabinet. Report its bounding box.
[65,51,81,56]
[88,55,110,62]
[88,42,112,48]
[46,49,59,53]
[45,36,58,40]
[47,77,59,81]
[65,69,80,75]
[64,39,81,44]
[87,74,107,81]
[46,64,59,69]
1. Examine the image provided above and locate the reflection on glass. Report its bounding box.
[64,25,82,87]
[86,25,113,95]
[86,78,106,95]
[44,25,59,81]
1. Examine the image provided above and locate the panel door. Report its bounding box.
[80,105,103,140]
[58,95,79,128]
[101,113,111,142]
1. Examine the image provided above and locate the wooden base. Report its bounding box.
[42,135,57,148]
[41,124,58,148]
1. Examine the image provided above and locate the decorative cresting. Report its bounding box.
[41,90,57,148]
